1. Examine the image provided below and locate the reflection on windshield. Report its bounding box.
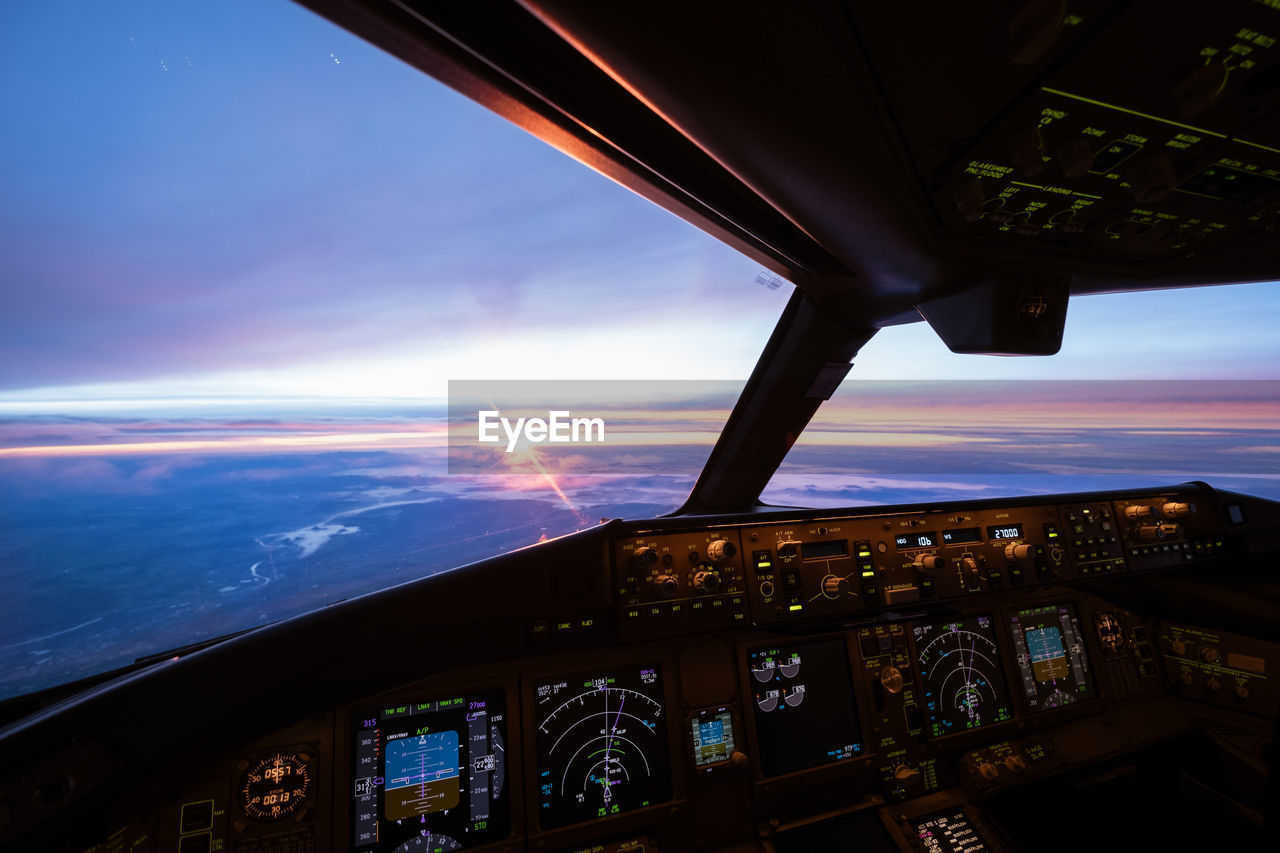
[0,0,787,700]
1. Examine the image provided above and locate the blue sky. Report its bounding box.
[0,0,1277,406]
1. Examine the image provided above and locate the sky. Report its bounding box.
[1,0,1278,415]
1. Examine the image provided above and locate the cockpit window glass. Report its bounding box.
[762,283,1280,508]
[0,0,789,699]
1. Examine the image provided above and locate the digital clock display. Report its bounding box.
[895,531,938,549]
[986,524,1023,540]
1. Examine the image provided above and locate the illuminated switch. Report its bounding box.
[180,801,213,834]
[179,835,212,853]
[884,586,919,605]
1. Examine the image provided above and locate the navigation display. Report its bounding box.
[1008,602,1098,712]
[351,692,508,852]
[912,616,1013,738]
[533,665,671,829]
[747,637,863,777]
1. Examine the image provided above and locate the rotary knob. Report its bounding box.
[692,570,721,593]
[1200,646,1220,663]
[1137,524,1164,541]
[913,555,947,571]
[893,764,920,781]
[654,574,679,596]
[1169,639,1187,656]
[1125,505,1156,521]
[706,538,737,562]
[1157,523,1181,538]
[1005,542,1036,561]
[879,666,905,694]
[632,546,659,568]
[1162,502,1196,519]
[1004,755,1028,773]
[978,761,1000,782]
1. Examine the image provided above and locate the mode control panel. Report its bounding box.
[741,504,1070,625]
[610,486,1227,637]
[615,528,748,640]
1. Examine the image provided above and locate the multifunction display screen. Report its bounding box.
[351,692,509,852]
[533,665,671,829]
[912,616,1013,738]
[690,707,736,768]
[912,808,994,852]
[1008,602,1098,712]
[747,637,863,777]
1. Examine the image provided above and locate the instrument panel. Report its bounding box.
[14,484,1277,853]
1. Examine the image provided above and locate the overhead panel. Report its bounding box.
[849,0,1280,260]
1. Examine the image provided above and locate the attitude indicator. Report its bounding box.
[1009,602,1097,711]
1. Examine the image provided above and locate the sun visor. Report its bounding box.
[916,274,1070,355]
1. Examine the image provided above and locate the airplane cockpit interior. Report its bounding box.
[4,1,1280,851]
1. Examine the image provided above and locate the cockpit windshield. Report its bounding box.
[0,0,786,700]
[763,284,1280,508]
[2,1,1278,709]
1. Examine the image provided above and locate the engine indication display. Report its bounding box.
[350,692,508,852]
[1008,602,1097,711]
[913,616,1013,738]
[747,637,863,777]
[534,665,671,829]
